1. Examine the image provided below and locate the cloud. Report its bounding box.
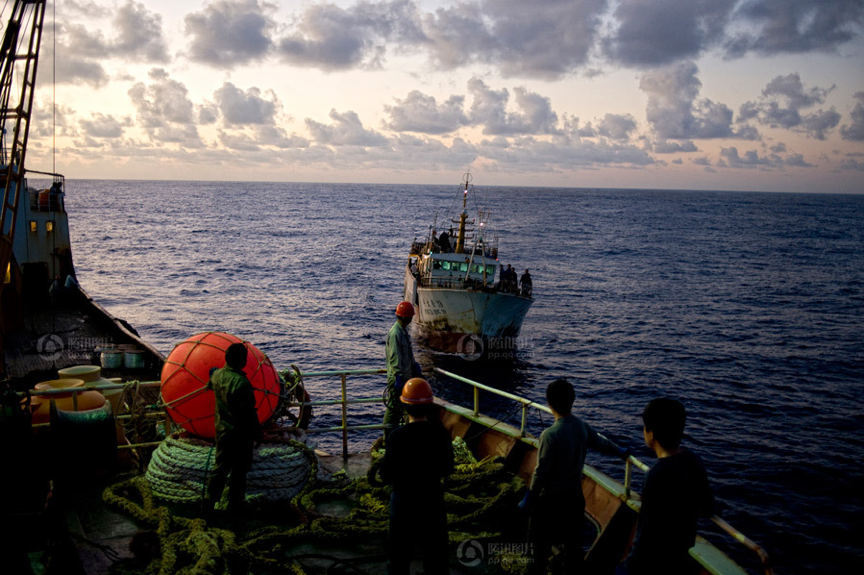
[841,92,864,141]
[604,0,736,66]
[653,140,698,153]
[468,78,560,135]
[596,114,638,141]
[214,83,280,125]
[79,113,129,138]
[740,73,841,138]
[725,0,864,57]
[720,146,814,169]
[112,1,170,61]
[383,91,469,134]
[185,0,274,67]
[277,0,425,70]
[423,0,608,79]
[306,109,389,146]
[640,61,756,141]
[128,69,202,145]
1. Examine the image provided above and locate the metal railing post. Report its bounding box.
[473,385,479,417]
[624,458,632,499]
[340,373,348,458]
[520,404,528,437]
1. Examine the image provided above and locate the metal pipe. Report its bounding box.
[711,516,773,575]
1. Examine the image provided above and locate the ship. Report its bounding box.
[0,3,771,575]
[404,173,534,356]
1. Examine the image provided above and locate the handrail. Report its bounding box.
[431,366,772,575]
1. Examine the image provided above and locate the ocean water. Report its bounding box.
[57,180,863,574]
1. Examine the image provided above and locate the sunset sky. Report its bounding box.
[16,1,864,193]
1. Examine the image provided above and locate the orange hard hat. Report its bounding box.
[395,301,415,318]
[400,378,434,404]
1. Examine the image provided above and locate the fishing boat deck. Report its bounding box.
[2,287,163,388]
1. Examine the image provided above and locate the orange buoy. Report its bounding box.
[160,332,282,439]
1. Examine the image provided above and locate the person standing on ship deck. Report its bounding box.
[384,301,422,443]
[205,343,262,518]
[523,379,629,575]
[520,269,533,297]
[381,378,454,575]
[618,398,714,575]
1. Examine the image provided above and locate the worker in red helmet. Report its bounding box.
[383,301,422,442]
[381,378,454,575]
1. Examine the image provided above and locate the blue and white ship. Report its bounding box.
[403,174,533,354]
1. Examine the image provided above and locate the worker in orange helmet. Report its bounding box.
[381,378,454,575]
[383,301,422,442]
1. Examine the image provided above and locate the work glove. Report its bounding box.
[617,445,632,461]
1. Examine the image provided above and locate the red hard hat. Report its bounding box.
[395,301,415,318]
[400,378,434,404]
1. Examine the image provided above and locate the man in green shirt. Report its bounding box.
[205,343,261,517]
[384,301,421,442]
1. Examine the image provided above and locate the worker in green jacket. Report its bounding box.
[205,342,261,517]
[384,301,422,442]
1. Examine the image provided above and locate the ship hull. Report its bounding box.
[404,267,532,354]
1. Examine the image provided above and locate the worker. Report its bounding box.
[384,301,421,442]
[204,343,262,518]
[381,378,454,575]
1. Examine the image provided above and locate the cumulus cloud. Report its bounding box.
[725,0,864,57]
[841,92,864,141]
[277,0,424,70]
[640,61,756,142]
[423,0,607,79]
[306,109,389,146]
[720,146,814,169]
[740,73,841,139]
[468,79,560,135]
[596,114,638,141]
[383,91,469,134]
[79,113,129,138]
[185,0,274,67]
[128,69,201,145]
[604,0,735,66]
[112,1,170,61]
[653,140,698,153]
[214,83,280,125]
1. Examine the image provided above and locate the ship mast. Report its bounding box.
[0,0,46,296]
[454,172,472,254]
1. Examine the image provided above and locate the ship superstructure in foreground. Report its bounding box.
[404,174,533,354]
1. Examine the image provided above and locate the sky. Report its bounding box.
[12,0,864,193]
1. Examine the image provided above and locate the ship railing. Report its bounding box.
[432,367,773,575]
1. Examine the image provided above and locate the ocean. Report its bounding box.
[58,179,863,575]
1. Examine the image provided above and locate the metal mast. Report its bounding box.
[0,0,46,292]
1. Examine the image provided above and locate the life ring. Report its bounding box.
[278,364,312,430]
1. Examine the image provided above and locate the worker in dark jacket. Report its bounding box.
[619,398,714,575]
[525,379,629,575]
[205,342,261,516]
[383,301,421,442]
[381,378,454,575]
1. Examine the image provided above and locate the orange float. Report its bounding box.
[160,332,282,439]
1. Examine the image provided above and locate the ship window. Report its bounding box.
[46,221,54,232]
[459,263,468,272]
[30,221,37,233]
[433,260,442,270]
[486,265,496,275]
[443,261,452,271]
